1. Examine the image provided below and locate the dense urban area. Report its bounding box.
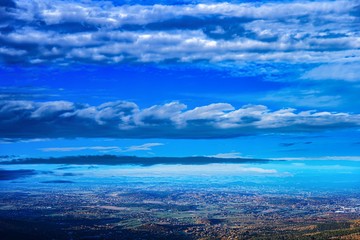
[1,183,360,239]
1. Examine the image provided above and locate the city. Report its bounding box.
[1,160,360,239]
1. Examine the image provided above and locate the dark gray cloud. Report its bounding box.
[279,142,313,147]
[0,169,36,180]
[280,143,296,147]
[0,0,17,25]
[41,180,74,183]
[124,16,250,40]
[0,0,359,64]
[1,100,360,140]
[0,0,16,8]
[55,166,78,170]
[59,172,82,176]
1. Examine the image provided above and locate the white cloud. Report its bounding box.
[1,1,360,64]
[182,103,234,121]
[134,102,186,127]
[208,152,243,158]
[16,1,353,26]
[94,164,279,177]
[123,143,164,152]
[2,99,360,140]
[39,142,164,152]
[271,156,360,161]
[303,63,360,82]
[31,101,74,118]
[262,89,342,108]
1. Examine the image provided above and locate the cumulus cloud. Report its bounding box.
[1,0,359,64]
[1,100,360,140]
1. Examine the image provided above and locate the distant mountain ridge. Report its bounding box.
[4,155,270,166]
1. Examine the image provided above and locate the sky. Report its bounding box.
[1,0,360,160]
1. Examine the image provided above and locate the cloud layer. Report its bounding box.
[1,100,360,140]
[39,143,164,152]
[1,0,360,64]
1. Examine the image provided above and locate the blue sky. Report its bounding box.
[1,0,360,160]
